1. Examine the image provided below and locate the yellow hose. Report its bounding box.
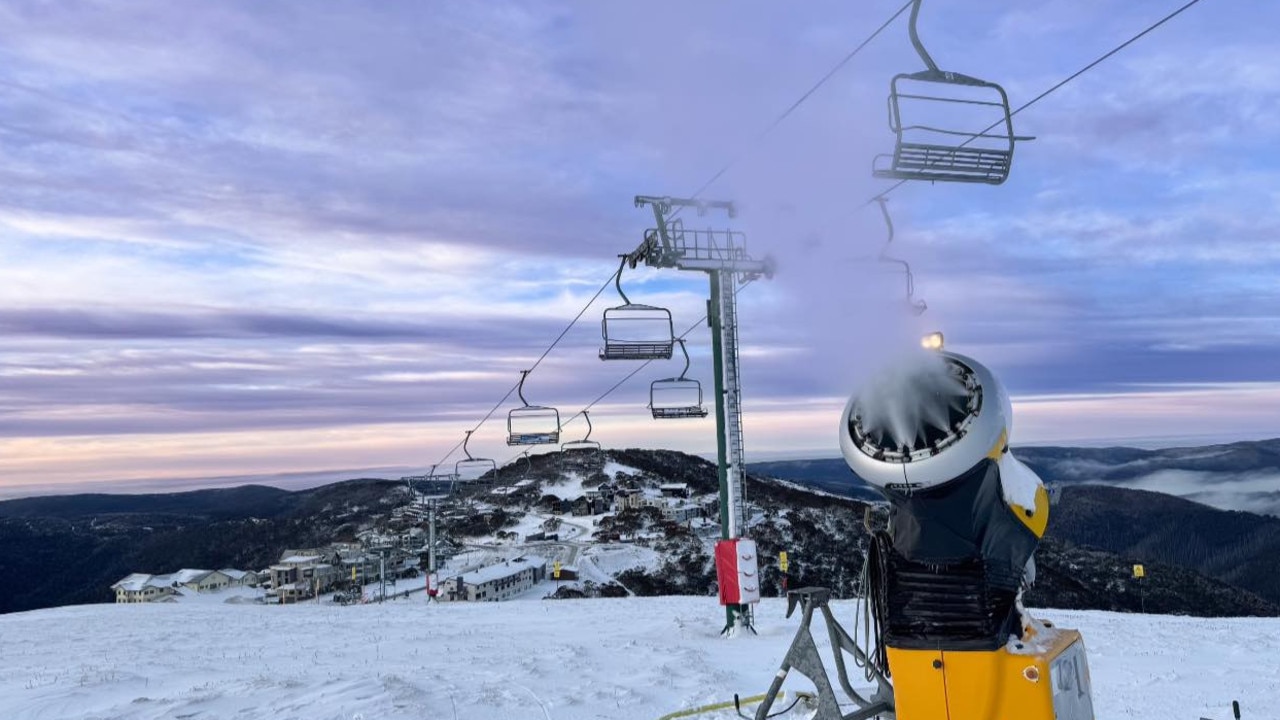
[656,692,784,720]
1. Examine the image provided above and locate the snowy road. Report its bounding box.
[0,597,1272,720]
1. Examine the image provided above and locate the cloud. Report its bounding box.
[1104,469,1280,518]
[0,1,640,259]
[0,2,1278,488]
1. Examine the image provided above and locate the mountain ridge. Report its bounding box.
[2,442,1277,618]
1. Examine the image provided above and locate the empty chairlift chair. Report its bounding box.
[873,0,1029,185]
[599,257,675,361]
[455,430,498,483]
[875,198,927,316]
[649,339,709,419]
[561,411,602,454]
[422,464,457,499]
[507,370,561,446]
[517,450,533,480]
[401,464,455,505]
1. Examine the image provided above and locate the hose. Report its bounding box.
[655,692,785,720]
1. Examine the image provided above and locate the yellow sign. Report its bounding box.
[779,551,789,572]
[553,561,561,579]
[1132,564,1145,579]
[351,566,357,581]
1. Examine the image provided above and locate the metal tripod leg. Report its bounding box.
[753,588,895,720]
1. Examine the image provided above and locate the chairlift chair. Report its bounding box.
[874,198,927,316]
[506,370,561,445]
[428,464,458,487]
[600,257,675,361]
[416,464,456,501]
[455,430,498,483]
[561,410,602,454]
[873,0,1029,185]
[649,339,709,419]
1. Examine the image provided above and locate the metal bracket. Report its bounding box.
[753,587,895,720]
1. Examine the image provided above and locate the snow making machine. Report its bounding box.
[752,342,1095,720]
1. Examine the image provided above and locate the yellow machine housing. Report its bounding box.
[888,624,1095,720]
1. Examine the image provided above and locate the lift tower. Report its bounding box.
[625,195,773,631]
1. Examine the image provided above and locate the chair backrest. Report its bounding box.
[600,304,675,360]
[873,0,1023,185]
[507,406,561,446]
[875,72,1016,185]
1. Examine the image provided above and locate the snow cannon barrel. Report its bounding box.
[839,350,1051,647]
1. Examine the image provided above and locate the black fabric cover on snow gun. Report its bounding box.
[877,457,1037,651]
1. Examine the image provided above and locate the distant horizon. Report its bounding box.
[3,432,1275,502]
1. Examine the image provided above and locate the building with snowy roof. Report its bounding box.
[111,568,254,603]
[444,556,547,602]
[218,569,259,587]
[111,574,177,604]
[658,483,691,498]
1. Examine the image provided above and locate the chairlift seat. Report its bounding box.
[876,142,1011,184]
[600,342,674,361]
[507,405,561,446]
[600,303,675,361]
[455,458,497,483]
[508,432,558,445]
[651,406,709,420]
[650,377,709,420]
[873,71,1018,185]
[560,410,601,458]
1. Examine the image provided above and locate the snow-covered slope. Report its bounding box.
[1,597,1270,720]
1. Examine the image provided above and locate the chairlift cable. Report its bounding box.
[427,269,618,467]
[480,0,1210,472]
[497,279,759,467]
[1014,0,1208,121]
[441,0,1207,469]
[430,1,910,468]
[677,0,914,206]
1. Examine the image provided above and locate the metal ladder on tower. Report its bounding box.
[719,269,749,538]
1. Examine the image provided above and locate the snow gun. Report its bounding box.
[752,342,1096,720]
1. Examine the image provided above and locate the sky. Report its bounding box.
[1,0,1278,497]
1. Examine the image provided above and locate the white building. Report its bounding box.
[614,489,645,512]
[112,574,178,604]
[444,556,547,602]
[661,502,702,523]
[111,568,254,603]
[219,569,259,587]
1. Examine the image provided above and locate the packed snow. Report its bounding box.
[1,597,1272,720]
[580,543,663,577]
